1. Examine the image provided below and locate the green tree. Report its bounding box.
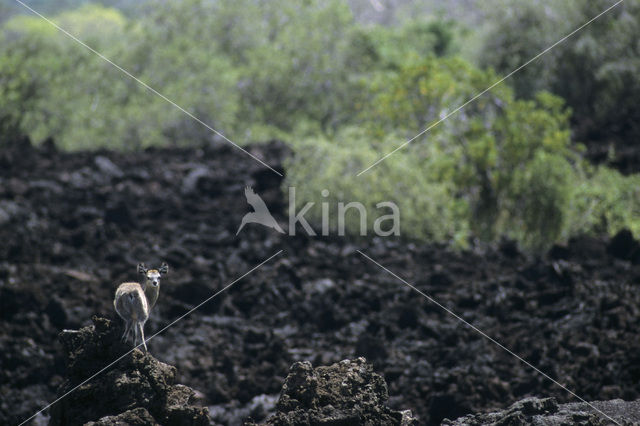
[286,56,640,251]
[477,0,640,151]
[0,6,131,148]
[0,42,39,143]
[0,2,239,149]
[226,0,367,139]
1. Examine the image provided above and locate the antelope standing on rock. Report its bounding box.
[114,263,168,351]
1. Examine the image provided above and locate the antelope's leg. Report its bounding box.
[131,321,140,348]
[138,322,148,352]
[122,320,131,342]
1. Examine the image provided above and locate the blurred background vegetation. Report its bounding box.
[1,0,639,251]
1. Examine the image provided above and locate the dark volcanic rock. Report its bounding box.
[3,138,640,425]
[86,407,158,425]
[607,229,640,262]
[49,316,209,426]
[249,357,418,425]
[442,396,640,425]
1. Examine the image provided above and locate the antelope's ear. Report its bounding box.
[137,263,148,275]
[159,262,169,274]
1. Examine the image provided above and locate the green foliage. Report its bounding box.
[55,3,127,41]
[0,0,458,148]
[571,166,640,238]
[354,18,459,69]
[1,6,132,149]
[114,0,239,148]
[508,151,574,251]
[477,0,640,142]
[1,0,141,22]
[0,43,39,143]
[285,127,469,243]
[1,15,73,145]
[228,0,363,137]
[0,2,239,149]
[286,56,639,251]
[1,0,639,250]
[365,58,580,249]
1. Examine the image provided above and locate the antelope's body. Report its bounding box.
[114,282,149,350]
[113,263,168,352]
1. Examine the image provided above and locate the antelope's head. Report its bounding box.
[138,262,169,290]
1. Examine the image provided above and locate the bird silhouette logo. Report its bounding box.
[236,186,285,235]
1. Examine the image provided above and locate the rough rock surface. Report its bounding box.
[248,357,418,425]
[3,137,640,425]
[443,396,640,425]
[49,316,209,425]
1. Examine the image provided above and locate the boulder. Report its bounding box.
[49,316,209,426]
[249,357,418,425]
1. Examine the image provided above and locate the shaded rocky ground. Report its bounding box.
[2,136,640,425]
[443,397,640,425]
[51,316,209,426]
[49,316,414,425]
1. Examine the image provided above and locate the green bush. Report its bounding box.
[285,56,640,251]
[0,2,240,149]
[0,45,39,143]
[1,6,133,149]
[285,126,469,244]
[476,0,640,144]
[229,0,363,138]
[114,0,240,148]
[2,0,639,251]
[0,0,463,148]
[570,166,640,238]
[353,18,459,70]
